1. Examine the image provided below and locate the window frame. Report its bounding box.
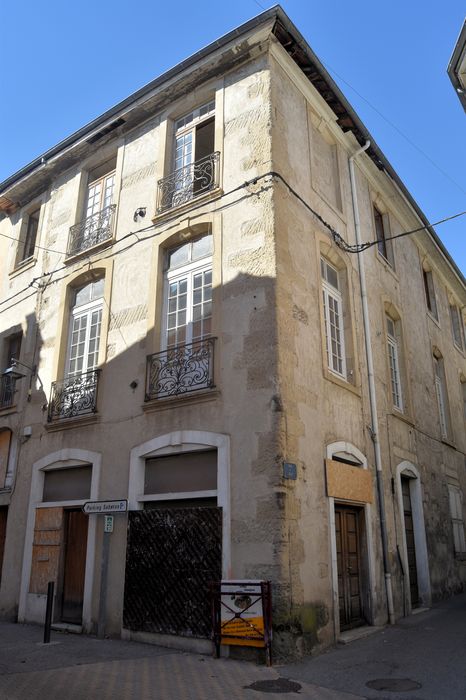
[433,355,449,440]
[65,281,104,378]
[162,236,213,351]
[373,204,394,267]
[173,102,215,170]
[85,170,116,220]
[321,258,347,380]
[15,204,42,269]
[448,484,466,556]
[449,303,464,352]
[422,268,438,320]
[386,316,403,412]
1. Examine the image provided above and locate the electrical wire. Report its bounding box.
[333,210,466,254]
[0,230,67,256]
[1,170,464,312]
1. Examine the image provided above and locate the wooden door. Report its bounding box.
[61,509,88,624]
[335,505,364,630]
[401,478,419,607]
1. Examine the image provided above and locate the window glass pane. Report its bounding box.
[192,235,213,261]
[74,284,91,308]
[326,265,339,290]
[386,317,395,338]
[91,278,105,300]
[168,244,190,270]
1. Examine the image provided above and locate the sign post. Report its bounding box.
[82,500,128,639]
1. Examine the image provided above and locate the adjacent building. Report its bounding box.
[0,6,465,659]
[448,19,466,111]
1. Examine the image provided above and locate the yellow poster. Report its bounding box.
[220,581,265,647]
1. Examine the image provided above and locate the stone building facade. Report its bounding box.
[0,7,465,659]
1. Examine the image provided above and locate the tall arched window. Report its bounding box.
[66,278,104,377]
[163,234,212,349]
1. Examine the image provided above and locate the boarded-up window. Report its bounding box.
[145,450,217,495]
[43,466,92,502]
[29,507,64,594]
[0,430,12,488]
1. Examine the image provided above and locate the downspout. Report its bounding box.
[349,141,395,626]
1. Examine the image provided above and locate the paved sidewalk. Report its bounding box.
[1,593,465,699]
[0,622,359,700]
[282,592,466,700]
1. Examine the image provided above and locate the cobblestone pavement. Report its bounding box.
[0,622,360,700]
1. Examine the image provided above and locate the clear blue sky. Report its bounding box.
[1,1,465,274]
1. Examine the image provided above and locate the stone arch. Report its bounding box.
[325,441,376,636]
[129,431,230,575]
[18,448,102,631]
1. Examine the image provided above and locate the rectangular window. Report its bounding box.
[450,304,464,351]
[21,208,40,262]
[423,269,438,319]
[67,160,116,257]
[448,485,466,555]
[321,258,346,378]
[374,205,394,266]
[434,356,449,440]
[157,102,218,212]
[386,317,403,411]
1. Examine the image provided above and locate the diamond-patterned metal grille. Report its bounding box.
[123,507,222,638]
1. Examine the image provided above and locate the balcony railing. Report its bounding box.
[157,152,220,213]
[48,369,100,422]
[67,204,116,257]
[0,376,16,409]
[145,337,216,400]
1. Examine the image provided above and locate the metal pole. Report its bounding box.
[97,528,111,639]
[43,580,54,644]
[349,142,395,625]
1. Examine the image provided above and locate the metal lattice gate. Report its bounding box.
[123,507,222,638]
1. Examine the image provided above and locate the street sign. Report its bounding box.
[83,499,128,514]
[104,515,114,533]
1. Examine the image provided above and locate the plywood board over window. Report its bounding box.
[325,459,373,503]
[29,507,64,594]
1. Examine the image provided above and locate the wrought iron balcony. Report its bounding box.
[157,152,220,213]
[0,376,16,409]
[67,204,116,257]
[48,369,100,422]
[145,338,216,400]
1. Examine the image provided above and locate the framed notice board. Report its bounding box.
[211,580,272,665]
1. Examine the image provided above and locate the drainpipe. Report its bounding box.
[349,141,395,626]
